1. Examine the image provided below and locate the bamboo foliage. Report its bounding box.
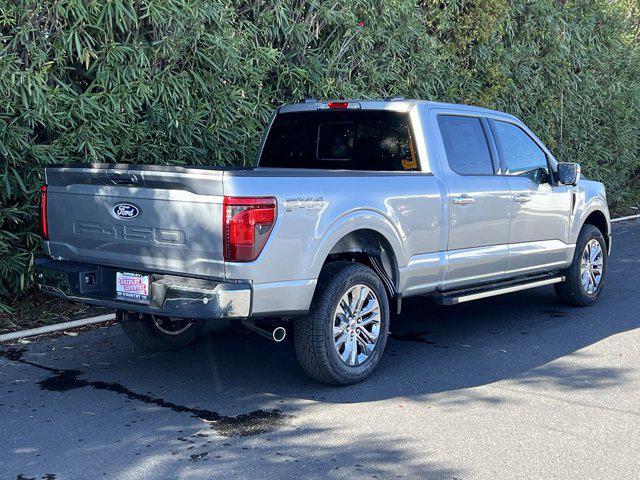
[1,0,639,311]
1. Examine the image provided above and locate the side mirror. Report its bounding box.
[557,162,580,186]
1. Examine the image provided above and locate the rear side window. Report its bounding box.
[259,110,419,171]
[490,120,550,183]
[437,115,494,175]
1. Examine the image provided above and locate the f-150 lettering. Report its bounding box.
[73,221,186,246]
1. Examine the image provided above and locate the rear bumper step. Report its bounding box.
[34,258,251,319]
[434,275,565,306]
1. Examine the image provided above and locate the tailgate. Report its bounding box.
[45,164,226,279]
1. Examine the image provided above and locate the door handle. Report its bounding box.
[453,195,475,205]
[513,194,531,203]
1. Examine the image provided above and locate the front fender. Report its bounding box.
[570,187,610,245]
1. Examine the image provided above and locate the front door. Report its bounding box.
[488,119,573,276]
[434,113,512,288]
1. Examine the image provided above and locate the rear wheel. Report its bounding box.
[294,262,390,385]
[118,311,204,351]
[555,224,607,306]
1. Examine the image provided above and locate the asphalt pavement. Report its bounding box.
[2,221,639,480]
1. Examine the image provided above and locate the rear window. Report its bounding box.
[259,110,419,171]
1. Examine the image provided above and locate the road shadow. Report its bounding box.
[5,227,639,408]
[1,225,638,478]
[100,223,637,407]
[167,284,636,405]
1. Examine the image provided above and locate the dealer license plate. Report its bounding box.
[116,272,149,302]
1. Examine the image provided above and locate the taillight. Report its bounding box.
[223,196,277,262]
[39,185,49,240]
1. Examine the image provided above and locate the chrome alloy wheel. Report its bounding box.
[152,315,194,336]
[333,284,381,367]
[580,239,604,295]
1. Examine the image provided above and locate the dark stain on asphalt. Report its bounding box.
[1,347,288,437]
[190,452,209,462]
[15,475,56,480]
[390,330,436,344]
[87,380,287,437]
[38,370,85,392]
[545,309,571,318]
[2,347,27,361]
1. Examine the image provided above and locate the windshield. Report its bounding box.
[259,110,419,171]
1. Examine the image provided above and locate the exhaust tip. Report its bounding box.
[272,326,286,342]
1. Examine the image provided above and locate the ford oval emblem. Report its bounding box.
[113,203,140,219]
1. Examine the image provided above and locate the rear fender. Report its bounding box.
[310,210,407,284]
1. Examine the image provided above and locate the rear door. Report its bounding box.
[45,165,226,279]
[432,112,512,288]
[488,119,573,275]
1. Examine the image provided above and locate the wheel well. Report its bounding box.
[323,229,399,299]
[583,210,609,249]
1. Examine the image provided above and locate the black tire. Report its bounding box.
[555,224,607,307]
[294,262,390,385]
[118,311,204,351]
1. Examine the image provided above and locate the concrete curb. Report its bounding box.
[0,313,115,343]
[611,213,640,223]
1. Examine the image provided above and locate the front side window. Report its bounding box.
[490,120,550,183]
[437,115,494,175]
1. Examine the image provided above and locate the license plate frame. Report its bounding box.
[115,272,150,303]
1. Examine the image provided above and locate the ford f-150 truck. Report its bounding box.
[35,99,611,385]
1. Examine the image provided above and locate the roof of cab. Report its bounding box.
[277,98,517,121]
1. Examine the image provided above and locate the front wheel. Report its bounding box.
[294,262,390,385]
[118,311,204,351]
[555,224,607,306]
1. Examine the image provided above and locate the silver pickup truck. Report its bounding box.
[35,99,611,385]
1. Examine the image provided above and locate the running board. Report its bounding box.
[434,276,565,306]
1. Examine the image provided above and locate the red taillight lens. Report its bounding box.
[223,196,277,262]
[39,185,49,240]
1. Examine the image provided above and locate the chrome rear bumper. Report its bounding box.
[34,258,251,319]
